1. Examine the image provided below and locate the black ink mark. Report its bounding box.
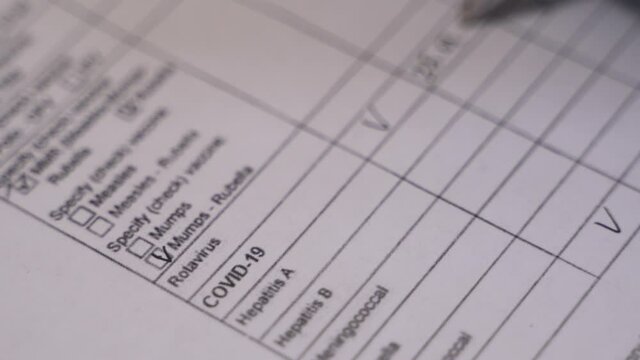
[14,173,38,195]
[151,246,173,263]
[414,54,440,84]
[435,33,458,54]
[594,207,621,234]
[362,105,390,131]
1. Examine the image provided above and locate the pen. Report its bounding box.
[462,0,558,21]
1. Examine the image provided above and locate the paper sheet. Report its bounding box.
[1,0,640,359]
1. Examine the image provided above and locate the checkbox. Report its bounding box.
[145,247,170,270]
[127,237,153,258]
[87,216,114,237]
[69,206,95,226]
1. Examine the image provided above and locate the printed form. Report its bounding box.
[1,0,639,359]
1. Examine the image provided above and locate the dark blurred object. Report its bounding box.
[463,0,640,22]
[461,0,561,21]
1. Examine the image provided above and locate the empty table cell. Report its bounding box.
[608,24,640,86]
[535,0,602,50]
[356,219,511,360]
[499,5,544,34]
[508,59,590,140]
[418,241,550,360]
[476,261,593,360]
[585,95,640,179]
[350,201,473,360]
[545,75,632,159]
[257,0,415,49]
[408,111,494,194]
[445,129,531,214]
[106,0,165,32]
[625,161,640,191]
[440,29,519,101]
[71,0,111,13]
[522,166,612,254]
[541,231,640,360]
[474,43,554,120]
[482,146,573,234]
[374,94,458,175]
[147,0,353,119]
[570,3,636,67]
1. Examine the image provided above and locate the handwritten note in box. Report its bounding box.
[340,78,422,157]
[145,248,170,270]
[564,187,640,276]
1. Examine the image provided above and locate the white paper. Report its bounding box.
[1,0,639,359]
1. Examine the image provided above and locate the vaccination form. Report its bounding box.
[1,0,640,359]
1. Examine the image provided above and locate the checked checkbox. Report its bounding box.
[145,247,171,270]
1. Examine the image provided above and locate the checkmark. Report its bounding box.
[151,246,173,264]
